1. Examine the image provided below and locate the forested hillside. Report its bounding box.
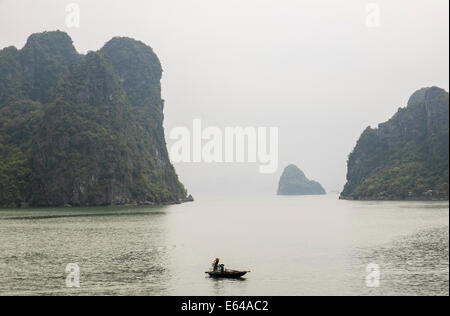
[0,31,188,207]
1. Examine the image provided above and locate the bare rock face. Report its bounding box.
[340,87,449,200]
[0,31,188,207]
[277,164,326,195]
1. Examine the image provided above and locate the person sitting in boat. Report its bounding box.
[212,258,220,272]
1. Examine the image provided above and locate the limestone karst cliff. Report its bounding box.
[0,31,188,207]
[340,87,449,200]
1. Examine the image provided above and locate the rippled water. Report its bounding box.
[0,195,448,296]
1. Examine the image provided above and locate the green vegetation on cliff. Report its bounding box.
[341,87,449,200]
[0,31,187,207]
[277,164,326,195]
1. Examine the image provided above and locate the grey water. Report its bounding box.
[0,194,448,296]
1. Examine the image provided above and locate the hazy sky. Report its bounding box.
[1,0,449,196]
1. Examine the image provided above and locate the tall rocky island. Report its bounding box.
[341,87,449,200]
[0,31,189,207]
[277,164,326,195]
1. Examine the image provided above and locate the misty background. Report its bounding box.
[0,0,448,196]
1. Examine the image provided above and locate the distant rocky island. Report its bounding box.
[0,31,191,207]
[340,87,449,201]
[277,164,326,195]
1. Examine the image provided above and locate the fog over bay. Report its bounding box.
[1,0,448,196]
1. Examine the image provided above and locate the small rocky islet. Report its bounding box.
[277,164,326,196]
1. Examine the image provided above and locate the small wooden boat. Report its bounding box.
[205,269,249,278]
[206,258,249,278]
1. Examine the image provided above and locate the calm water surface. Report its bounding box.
[0,194,448,296]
